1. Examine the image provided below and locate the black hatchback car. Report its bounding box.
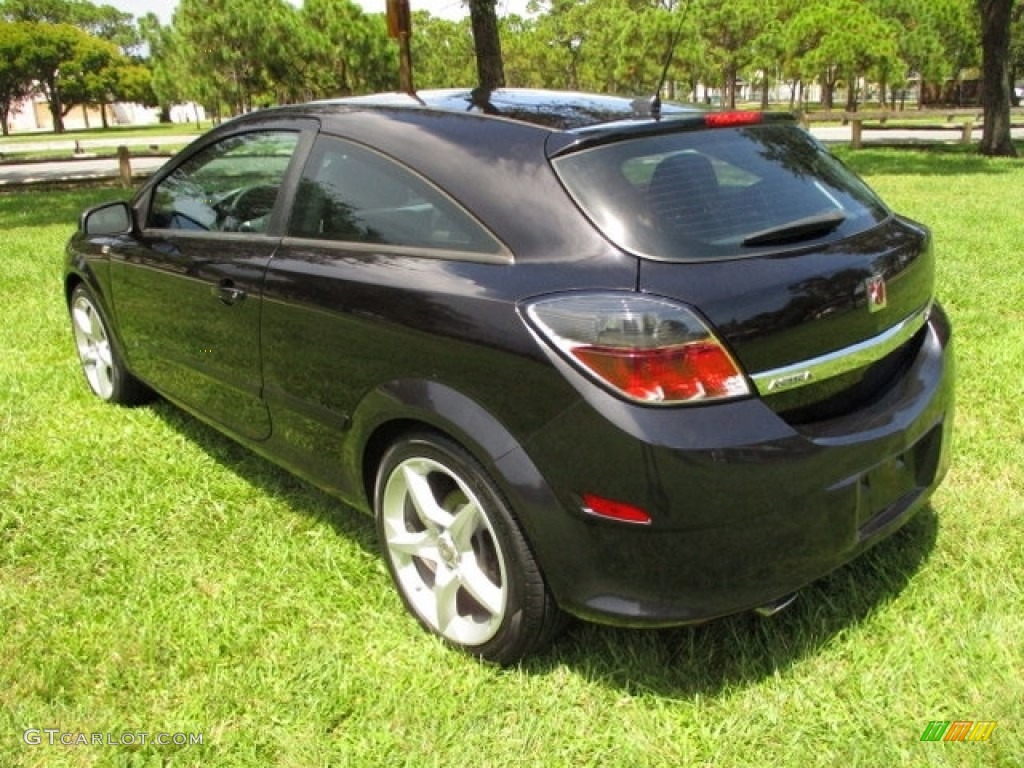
[65,89,954,663]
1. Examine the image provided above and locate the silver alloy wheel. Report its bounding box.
[71,292,115,400]
[379,455,509,647]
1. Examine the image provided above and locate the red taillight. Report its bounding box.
[572,342,744,402]
[582,494,652,525]
[522,293,750,405]
[704,111,763,128]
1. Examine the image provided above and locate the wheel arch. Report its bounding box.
[351,379,526,514]
[64,266,135,381]
[64,253,117,345]
[355,381,570,660]
[347,379,578,611]
[64,272,83,304]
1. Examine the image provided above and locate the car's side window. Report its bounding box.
[148,131,300,233]
[288,135,502,255]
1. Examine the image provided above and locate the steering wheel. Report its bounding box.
[215,185,279,232]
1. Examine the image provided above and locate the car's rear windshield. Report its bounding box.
[551,123,889,261]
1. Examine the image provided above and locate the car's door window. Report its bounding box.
[148,131,300,233]
[288,135,503,255]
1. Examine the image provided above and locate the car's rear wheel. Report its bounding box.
[69,284,149,405]
[374,432,563,664]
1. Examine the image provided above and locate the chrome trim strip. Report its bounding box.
[751,303,932,396]
[280,236,513,265]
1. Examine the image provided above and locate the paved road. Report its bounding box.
[0,135,195,153]
[0,155,170,186]
[0,134,191,187]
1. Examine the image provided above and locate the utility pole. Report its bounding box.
[387,0,415,95]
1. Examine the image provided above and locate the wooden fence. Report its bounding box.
[798,107,1024,148]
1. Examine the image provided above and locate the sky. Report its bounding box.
[101,0,533,25]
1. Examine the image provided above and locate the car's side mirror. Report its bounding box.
[82,201,133,236]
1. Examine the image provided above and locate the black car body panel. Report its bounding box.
[64,89,954,639]
[639,216,935,418]
[516,304,952,622]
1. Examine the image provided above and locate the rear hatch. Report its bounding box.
[550,115,933,421]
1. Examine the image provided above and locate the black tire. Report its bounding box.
[374,431,564,664]
[68,283,150,406]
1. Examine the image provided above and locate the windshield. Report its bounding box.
[552,124,889,261]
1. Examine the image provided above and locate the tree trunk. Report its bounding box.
[724,66,737,109]
[977,0,1017,156]
[47,80,65,134]
[468,0,505,90]
[845,72,859,112]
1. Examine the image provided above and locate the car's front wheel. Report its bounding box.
[69,283,149,405]
[374,432,563,664]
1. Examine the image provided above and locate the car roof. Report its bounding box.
[321,88,704,131]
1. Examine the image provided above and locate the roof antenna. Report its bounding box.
[650,0,692,121]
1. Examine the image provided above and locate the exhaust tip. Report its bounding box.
[753,592,798,618]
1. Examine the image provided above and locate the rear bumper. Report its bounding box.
[502,303,954,625]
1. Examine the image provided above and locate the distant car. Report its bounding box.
[65,88,954,663]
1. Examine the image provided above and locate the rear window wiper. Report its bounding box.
[741,210,847,247]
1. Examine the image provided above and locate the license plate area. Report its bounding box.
[856,424,943,538]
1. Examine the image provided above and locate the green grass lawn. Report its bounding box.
[1,150,1021,767]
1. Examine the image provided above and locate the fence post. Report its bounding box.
[961,120,973,144]
[850,119,863,149]
[117,145,132,189]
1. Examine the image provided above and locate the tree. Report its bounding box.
[905,0,979,107]
[138,12,187,121]
[523,1,591,90]
[516,0,699,95]
[0,0,140,52]
[0,21,35,135]
[610,3,681,96]
[55,31,124,128]
[1,0,149,132]
[17,21,98,132]
[110,61,154,107]
[786,0,900,110]
[976,0,1018,156]
[867,0,942,108]
[694,0,774,108]
[172,0,300,116]
[411,13,476,88]
[300,0,396,98]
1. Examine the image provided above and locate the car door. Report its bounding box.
[109,125,310,440]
